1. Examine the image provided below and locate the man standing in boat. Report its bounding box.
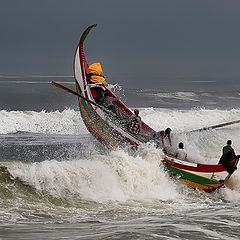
[153,128,172,152]
[218,140,239,175]
[162,128,174,154]
[163,128,172,146]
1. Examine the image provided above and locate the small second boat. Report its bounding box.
[162,155,238,192]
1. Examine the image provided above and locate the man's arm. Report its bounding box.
[167,135,172,146]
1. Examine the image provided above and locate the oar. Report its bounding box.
[51,81,110,113]
[189,119,240,133]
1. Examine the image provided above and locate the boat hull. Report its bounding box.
[73,25,155,149]
[161,155,231,192]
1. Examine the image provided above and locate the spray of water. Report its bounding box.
[1,107,240,204]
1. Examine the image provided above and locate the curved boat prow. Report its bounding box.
[74,24,97,89]
[73,25,156,149]
[80,24,97,44]
[78,24,97,71]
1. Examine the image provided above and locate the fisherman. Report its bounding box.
[86,62,108,87]
[164,128,172,146]
[175,142,187,161]
[86,62,109,105]
[161,128,173,154]
[90,86,106,104]
[101,91,118,113]
[127,109,141,134]
[218,140,239,175]
[152,130,165,148]
[151,128,173,154]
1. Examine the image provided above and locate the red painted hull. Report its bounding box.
[73,25,156,149]
[162,155,238,192]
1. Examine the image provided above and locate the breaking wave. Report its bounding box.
[3,148,178,203]
[2,147,240,206]
[1,107,240,203]
[1,107,240,134]
[1,107,240,161]
[0,109,87,135]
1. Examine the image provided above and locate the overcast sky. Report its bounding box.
[1,0,240,87]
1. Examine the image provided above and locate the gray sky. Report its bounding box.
[1,0,240,87]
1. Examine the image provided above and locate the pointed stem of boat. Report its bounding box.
[189,119,240,133]
[51,81,110,113]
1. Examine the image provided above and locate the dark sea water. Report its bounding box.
[1,75,240,110]
[0,75,240,239]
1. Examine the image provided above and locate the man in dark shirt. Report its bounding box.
[218,140,239,175]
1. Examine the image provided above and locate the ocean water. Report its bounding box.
[1,76,240,239]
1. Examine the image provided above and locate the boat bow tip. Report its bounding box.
[80,24,98,44]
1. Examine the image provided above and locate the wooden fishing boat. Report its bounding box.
[53,25,239,193]
[162,155,238,192]
[73,24,155,149]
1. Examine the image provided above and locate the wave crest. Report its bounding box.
[0,109,87,134]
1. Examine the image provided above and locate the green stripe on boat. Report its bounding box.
[164,163,220,185]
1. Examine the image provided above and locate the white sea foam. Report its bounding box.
[2,107,240,203]
[0,109,87,135]
[1,108,240,160]
[2,108,240,135]
[151,92,200,102]
[7,145,240,204]
[141,107,240,163]
[8,148,179,202]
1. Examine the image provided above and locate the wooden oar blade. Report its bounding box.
[51,81,80,97]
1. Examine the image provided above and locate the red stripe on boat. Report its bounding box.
[162,159,227,173]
